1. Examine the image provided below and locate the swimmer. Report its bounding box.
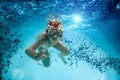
[25,19,70,67]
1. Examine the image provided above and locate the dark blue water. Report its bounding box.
[0,0,120,80]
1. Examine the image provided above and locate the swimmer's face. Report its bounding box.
[46,20,62,41]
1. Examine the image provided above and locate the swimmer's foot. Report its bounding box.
[58,54,67,64]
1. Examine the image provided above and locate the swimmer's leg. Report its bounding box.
[42,50,51,67]
[38,47,50,67]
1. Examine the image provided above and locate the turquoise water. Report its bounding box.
[1,0,120,80]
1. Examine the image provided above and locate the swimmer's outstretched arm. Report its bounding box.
[53,41,70,63]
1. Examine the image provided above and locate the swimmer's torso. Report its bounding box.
[37,32,61,49]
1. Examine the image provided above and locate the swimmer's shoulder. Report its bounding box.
[36,32,48,42]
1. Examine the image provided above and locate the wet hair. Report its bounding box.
[47,20,61,28]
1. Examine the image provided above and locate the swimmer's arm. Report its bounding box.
[25,39,45,61]
[53,41,70,64]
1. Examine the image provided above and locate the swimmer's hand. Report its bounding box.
[58,53,67,64]
[37,50,47,60]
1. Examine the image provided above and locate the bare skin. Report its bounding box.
[25,21,70,67]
